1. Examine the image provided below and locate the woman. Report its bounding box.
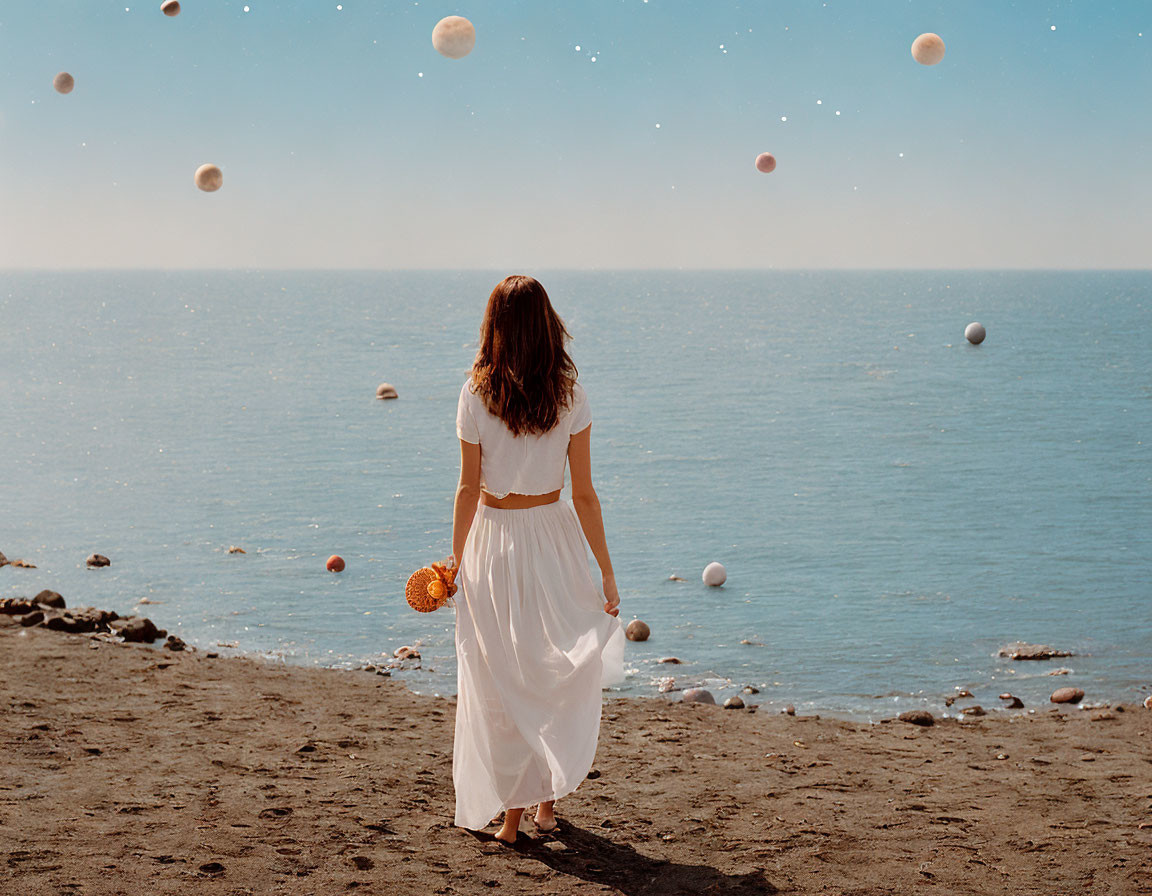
[450,274,625,845]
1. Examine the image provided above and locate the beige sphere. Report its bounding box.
[702,561,727,587]
[911,33,946,66]
[625,619,650,642]
[161,0,181,15]
[194,164,223,193]
[755,153,777,174]
[432,16,476,59]
[53,72,75,94]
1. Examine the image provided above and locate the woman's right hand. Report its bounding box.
[602,573,620,617]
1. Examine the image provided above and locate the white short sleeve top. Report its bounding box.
[456,377,592,498]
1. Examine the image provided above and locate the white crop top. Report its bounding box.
[456,377,592,498]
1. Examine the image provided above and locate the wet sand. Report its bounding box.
[2,616,1150,895]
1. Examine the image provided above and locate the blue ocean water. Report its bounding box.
[1,270,1149,718]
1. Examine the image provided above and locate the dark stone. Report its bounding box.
[743,685,760,694]
[86,554,111,568]
[998,693,1025,709]
[0,550,7,566]
[110,617,162,643]
[33,590,66,609]
[586,769,601,779]
[44,607,119,634]
[164,635,186,652]
[723,695,745,710]
[960,705,986,717]
[19,610,45,627]
[898,710,935,726]
[1,598,38,615]
[784,704,796,716]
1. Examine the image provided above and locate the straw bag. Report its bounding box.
[405,557,459,612]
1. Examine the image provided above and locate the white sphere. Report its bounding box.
[964,322,986,345]
[194,164,223,193]
[702,562,727,587]
[911,32,946,66]
[53,72,75,94]
[432,16,476,59]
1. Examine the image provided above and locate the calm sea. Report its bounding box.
[2,270,1149,718]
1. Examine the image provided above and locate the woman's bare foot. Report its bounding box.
[495,807,524,844]
[533,800,557,832]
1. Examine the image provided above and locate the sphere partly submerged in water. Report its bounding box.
[911,33,946,66]
[965,322,986,345]
[755,153,777,174]
[432,16,476,59]
[195,164,223,192]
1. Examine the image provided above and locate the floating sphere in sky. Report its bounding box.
[432,16,476,59]
[702,562,727,587]
[194,164,223,192]
[161,0,180,15]
[965,322,986,345]
[53,72,75,94]
[755,152,777,174]
[911,33,946,65]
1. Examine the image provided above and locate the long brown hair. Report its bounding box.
[469,275,578,436]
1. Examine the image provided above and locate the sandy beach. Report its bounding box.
[2,614,1150,896]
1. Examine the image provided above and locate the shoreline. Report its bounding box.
[4,611,1151,894]
[0,585,1143,723]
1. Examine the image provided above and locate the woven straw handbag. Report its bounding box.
[405,557,459,612]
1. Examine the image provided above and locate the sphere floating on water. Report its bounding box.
[755,153,777,174]
[194,164,223,192]
[53,72,75,94]
[432,16,476,59]
[161,0,180,15]
[625,619,650,642]
[964,322,986,345]
[911,33,946,66]
[376,382,399,400]
[326,555,345,573]
[702,562,726,587]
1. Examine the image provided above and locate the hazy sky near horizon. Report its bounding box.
[1,1,1149,270]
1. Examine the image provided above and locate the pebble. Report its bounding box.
[1047,668,1072,676]
[586,769,601,779]
[0,550,6,566]
[326,555,345,573]
[625,619,650,642]
[963,321,986,344]
[376,383,398,400]
[743,686,760,694]
[164,635,187,652]
[723,695,744,710]
[998,693,1025,709]
[10,559,37,568]
[666,574,685,582]
[53,72,75,94]
[898,710,935,727]
[1143,695,1152,710]
[784,704,796,716]
[19,611,45,627]
[681,688,716,705]
[393,645,421,661]
[995,753,1008,760]
[227,546,246,554]
[955,689,974,699]
[657,656,681,664]
[111,617,163,643]
[1050,687,1085,705]
[960,705,986,717]
[86,554,111,568]
[161,0,180,14]
[656,677,677,693]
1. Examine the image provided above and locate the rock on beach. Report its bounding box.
[1051,687,1085,705]
[86,554,111,568]
[681,688,715,705]
[999,642,1073,660]
[898,710,935,726]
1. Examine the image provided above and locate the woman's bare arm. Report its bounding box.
[568,425,620,616]
[452,439,482,567]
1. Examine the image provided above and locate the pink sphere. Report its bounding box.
[755,153,777,174]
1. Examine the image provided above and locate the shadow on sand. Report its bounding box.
[467,823,778,895]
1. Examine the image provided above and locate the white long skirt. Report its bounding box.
[452,499,626,830]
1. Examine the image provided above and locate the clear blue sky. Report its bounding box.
[1,1,1149,268]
